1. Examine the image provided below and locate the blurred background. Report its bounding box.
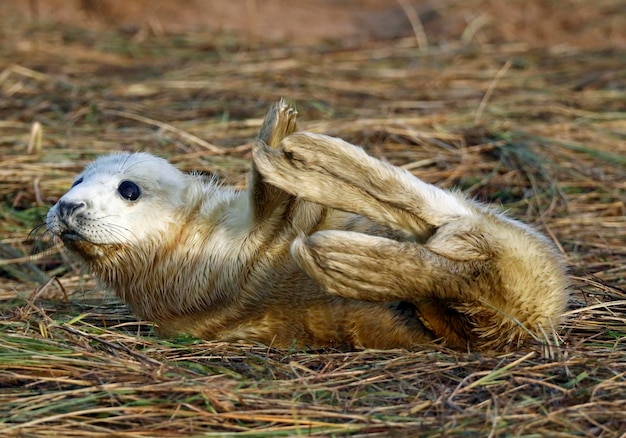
[2,0,625,49]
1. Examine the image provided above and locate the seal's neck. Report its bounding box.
[88,185,253,325]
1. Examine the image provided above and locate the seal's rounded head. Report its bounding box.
[46,152,187,256]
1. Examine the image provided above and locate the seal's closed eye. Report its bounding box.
[71,177,83,188]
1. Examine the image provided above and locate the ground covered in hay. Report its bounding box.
[1,2,625,436]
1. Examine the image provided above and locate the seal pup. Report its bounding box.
[46,100,569,351]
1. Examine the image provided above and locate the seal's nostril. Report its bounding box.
[58,200,86,219]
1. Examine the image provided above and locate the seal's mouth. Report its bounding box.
[60,234,108,261]
[52,217,89,243]
[58,228,92,247]
[60,231,85,241]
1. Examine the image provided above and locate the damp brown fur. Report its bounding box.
[46,100,569,351]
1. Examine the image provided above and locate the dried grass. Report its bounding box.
[1,10,625,437]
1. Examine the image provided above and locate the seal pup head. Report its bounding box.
[46,152,188,260]
[47,152,237,326]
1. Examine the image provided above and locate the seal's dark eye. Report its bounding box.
[71,177,83,188]
[118,180,141,201]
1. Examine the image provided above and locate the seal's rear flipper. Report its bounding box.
[257,98,298,149]
[289,230,445,302]
[251,99,299,221]
[290,230,539,351]
[253,131,475,241]
[254,128,569,351]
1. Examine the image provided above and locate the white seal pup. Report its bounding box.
[46,100,569,351]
